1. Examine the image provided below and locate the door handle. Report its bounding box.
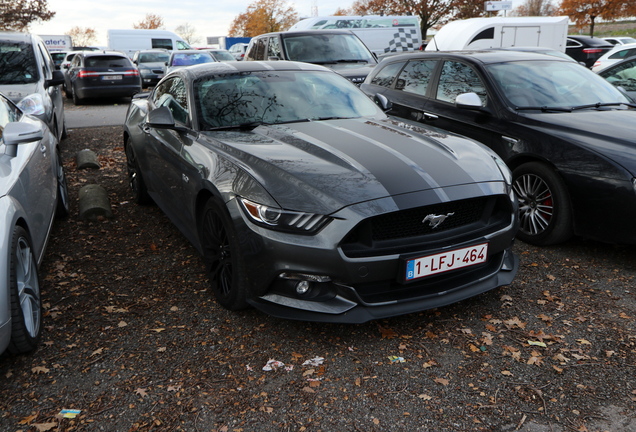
[423,112,438,120]
[502,136,518,144]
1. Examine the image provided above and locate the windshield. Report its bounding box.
[283,34,375,64]
[140,52,169,63]
[171,53,214,66]
[486,60,631,109]
[0,42,39,84]
[194,70,381,130]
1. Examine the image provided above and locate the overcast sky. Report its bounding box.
[29,0,349,46]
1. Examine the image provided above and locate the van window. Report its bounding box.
[152,38,173,50]
[176,40,191,50]
[469,27,494,45]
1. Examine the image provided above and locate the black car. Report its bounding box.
[566,36,614,68]
[0,33,67,141]
[65,50,142,104]
[361,50,636,246]
[123,61,519,323]
[597,57,636,100]
[244,30,377,85]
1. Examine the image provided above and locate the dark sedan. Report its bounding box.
[361,50,636,246]
[566,36,614,68]
[65,50,141,104]
[123,61,519,323]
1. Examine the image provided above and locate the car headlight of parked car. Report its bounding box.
[17,93,46,116]
[239,197,331,234]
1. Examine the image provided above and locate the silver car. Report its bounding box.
[0,92,69,355]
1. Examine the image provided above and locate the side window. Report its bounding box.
[600,59,636,92]
[566,39,582,48]
[176,40,190,50]
[152,38,173,50]
[267,37,281,59]
[153,77,189,126]
[36,42,52,79]
[435,61,487,105]
[254,38,266,60]
[245,41,258,60]
[71,54,81,67]
[370,61,405,87]
[396,60,437,95]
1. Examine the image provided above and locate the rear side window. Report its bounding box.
[85,55,131,68]
[370,61,405,87]
[0,42,39,84]
[267,37,281,59]
[152,38,173,50]
[436,61,487,105]
[396,60,437,95]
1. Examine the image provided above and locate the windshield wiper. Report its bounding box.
[571,102,636,111]
[313,116,354,121]
[312,59,368,65]
[205,118,310,131]
[515,106,573,112]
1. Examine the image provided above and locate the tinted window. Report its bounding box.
[85,55,130,68]
[267,37,281,58]
[139,52,169,63]
[609,48,636,60]
[600,59,636,92]
[254,38,266,60]
[170,52,213,66]
[0,42,39,84]
[153,77,189,125]
[566,39,581,48]
[470,28,494,44]
[436,61,487,104]
[396,60,437,95]
[371,61,405,87]
[282,34,375,63]
[152,38,173,50]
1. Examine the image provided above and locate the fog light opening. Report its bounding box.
[295,280,311,295]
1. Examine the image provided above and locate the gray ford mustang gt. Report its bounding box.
[0,92,69,355]
[123,61,519,323]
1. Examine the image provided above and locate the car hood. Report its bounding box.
[323,62,376,78]
[0,83,39,104]
[200,118,506,214]
[522,109,636,174]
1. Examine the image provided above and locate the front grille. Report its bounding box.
[341,196,511,258]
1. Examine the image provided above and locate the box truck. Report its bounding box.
[426,16,569,52]
[289,15,422,56]
[107,29,191,58]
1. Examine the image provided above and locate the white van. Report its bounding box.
[107,29,191,58]
[426,16,569,52]
[288,16,422,56]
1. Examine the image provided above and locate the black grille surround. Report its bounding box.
[340,195,512,258]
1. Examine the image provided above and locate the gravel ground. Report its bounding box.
[1,126,636,432]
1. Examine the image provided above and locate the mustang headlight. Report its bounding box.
[239,198,331,234]
[17,93,46,116]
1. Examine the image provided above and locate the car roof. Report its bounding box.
[377,50,574,65]
[83,50,128,58]
[173,60,332,80]
[257,29,355,38]
[0,33,33,44]
[568,35,614,46]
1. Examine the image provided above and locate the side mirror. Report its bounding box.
[146,106,189,132]
[455,92,483,110]
[373,93,392,112]
[2,122,44,158]
[45,70,66,88]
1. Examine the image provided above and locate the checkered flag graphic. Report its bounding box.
[384,28,419,53]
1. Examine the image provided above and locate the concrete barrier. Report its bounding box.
[76,149,100,169]
[78,184,113,221]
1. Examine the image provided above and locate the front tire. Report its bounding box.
[512,162,573,245]
[125,139,152,205]
[199,199,248,310]
[55,149,70,218]
[8,227,42,354]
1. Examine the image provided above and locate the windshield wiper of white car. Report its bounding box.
[515,106,573,112]
[205,118,311,131]
[570,102,636,111]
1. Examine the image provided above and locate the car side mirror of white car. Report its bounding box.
[455,92,483,110]
[2,122,44,158]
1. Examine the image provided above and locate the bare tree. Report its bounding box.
[512,0,555,16]
[175,23,200,45]
[66,26,97,47]
[0,0,55,31]
[133,13,165,30]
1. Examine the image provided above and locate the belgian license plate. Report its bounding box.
[103,75,122,80]
[405,243,488,281]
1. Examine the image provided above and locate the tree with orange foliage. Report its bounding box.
[133,13,165,30]
[0,0,55,31]
[559,0,627,37]
[228,0,298,37]
[66,26,97,47]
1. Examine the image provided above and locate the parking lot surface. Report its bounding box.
[1,106,636,431]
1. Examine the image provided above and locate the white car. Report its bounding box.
[592,42,636,72]
[0,92,69,356]
[603,37,636,46]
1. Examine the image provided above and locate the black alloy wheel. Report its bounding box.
[199,199,248,310]
[55,149,70,217]
[512,162,573,246]
[125,139,152,205]
[8,226,42,354]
